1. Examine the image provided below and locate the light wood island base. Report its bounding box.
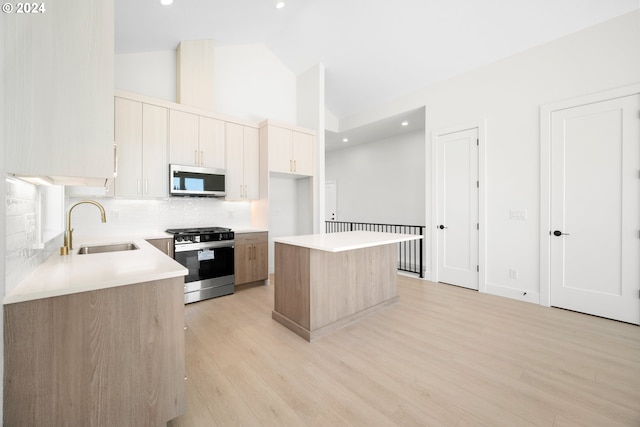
[273,240,399,341]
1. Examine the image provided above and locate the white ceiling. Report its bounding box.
[115,0,638,149]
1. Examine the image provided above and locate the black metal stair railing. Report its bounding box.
[325,221,424,278]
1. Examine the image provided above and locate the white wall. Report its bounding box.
[115,43,297,124]
[296,64,326,233]
[115,51,177,102]
[338,11,640,302]
[213,43,296,123]
[325,130,425,226]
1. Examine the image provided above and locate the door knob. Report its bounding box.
[552,230,570,236]
[438,225,447,230]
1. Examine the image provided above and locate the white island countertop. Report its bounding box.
[273,231,422,253]
[4,238,187,305]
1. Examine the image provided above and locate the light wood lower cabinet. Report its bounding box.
[146,237,175,258]
[3,277,185,426]
[235,232,268,285]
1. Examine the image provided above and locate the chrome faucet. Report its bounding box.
[60,200,107,255]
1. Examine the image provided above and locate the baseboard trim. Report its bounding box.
[485,282,540,304]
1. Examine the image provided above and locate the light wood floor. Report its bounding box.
[168,276,640,427]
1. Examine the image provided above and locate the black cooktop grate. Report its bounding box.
[165,227,232,235]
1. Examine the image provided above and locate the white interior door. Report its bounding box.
[437,128,479,290]
[550,94,640,324]
[325,181,337,222]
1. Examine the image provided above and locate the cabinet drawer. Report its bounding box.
[235,232,268,245]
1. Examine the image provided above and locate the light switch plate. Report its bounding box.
[510,210,527,220]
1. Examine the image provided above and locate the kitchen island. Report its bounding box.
[272,231,422,341]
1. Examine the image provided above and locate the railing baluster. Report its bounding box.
[325,220,425,278]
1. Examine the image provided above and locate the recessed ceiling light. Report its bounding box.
[401,121,409,126]
[342,138,349,143]
[275,1,285,8]
[160,0,173,5]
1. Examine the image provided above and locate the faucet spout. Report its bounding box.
[61,200,107,254]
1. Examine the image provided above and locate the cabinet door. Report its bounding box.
[225,122,244,200]
[252,242,269,282]
[292,131,314,176]
[267,126,293,174]
[169,110,199,166]
[146,238,174,257]
[199,116,226,169]
[243,126,260,200]
[142,104,168,198]
[114,98,143,197]
[4,0,114,180]
[234,243,252,285]
[235,233,268,285]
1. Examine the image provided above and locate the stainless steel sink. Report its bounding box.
[77,242,139,255]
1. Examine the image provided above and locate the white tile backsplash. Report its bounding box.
[66,197,252,239]
[5,178,253,294]
[5,177,63,294]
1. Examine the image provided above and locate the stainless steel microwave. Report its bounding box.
[170,164,226,197]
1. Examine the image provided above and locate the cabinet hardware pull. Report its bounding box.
[200,150,204,165]
[137,178,141,195]
[113,144,118,177]
[244,185,248,199]
[294,160,297,172]
[195,150,198,165]
[144,179,148,194]
[290,159,292,172]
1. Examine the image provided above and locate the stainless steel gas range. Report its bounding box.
[165,227,235,304]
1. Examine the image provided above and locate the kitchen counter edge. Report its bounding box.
[272,231,422,253]
[4,238,188,305]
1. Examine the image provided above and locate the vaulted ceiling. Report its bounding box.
[115,0,638,149]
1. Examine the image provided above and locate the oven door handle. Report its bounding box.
[174,241,235,252]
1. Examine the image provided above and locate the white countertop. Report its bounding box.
[234,228,269,234]
[4,238,188,305]
[273,231,422,253]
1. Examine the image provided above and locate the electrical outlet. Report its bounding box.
[509,269,519,279]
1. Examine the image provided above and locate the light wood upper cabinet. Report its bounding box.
[198,116,226,169]
[268,125,294,173]
[292,131,314,176]
[3,0,114,182]
[169,110,200,166]
[262,122,315,177]
[143,104,169,197]
[169,111,226,169]
[114,97,168,198]
[244,127,260,199]
[226,123,259,200]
